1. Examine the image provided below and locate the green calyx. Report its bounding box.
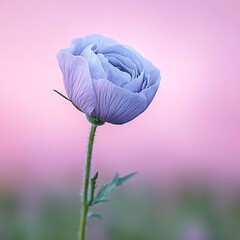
[86,115,105,126]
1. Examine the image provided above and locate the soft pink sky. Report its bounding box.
[0,0,240,190]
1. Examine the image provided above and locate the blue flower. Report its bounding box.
[57,34,161,124]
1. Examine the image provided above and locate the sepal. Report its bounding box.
[86,115,105,126]
[53,89,70,101]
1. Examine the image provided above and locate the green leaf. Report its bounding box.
[87,212,104,220]
[116,172,138,186]
[91,172,137,206]
[88,172,99,206]
[53,89,70,101]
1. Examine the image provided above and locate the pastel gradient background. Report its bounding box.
[1,0,240,192]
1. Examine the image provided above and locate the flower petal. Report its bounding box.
[146,68,161,87]
[104,53,139,77]
[140,69,160,104]
[141,82,160,105]
[97,54,131,87]
[57,50,96,115]
[80,44,107,80]
[91,79,147,124]
[123,71,145,93]
[98,45,143,74]
[124,45,160,79]
[70,34,119,56]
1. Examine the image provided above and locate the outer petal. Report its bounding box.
[141,82,160,105]
[140,68,160,105]
[70,34,119,56]
[146,68,161,87]
[91,79,147,124]
[140,68,160,91]
[57,50,96,115]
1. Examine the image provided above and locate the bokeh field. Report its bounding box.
[1,183,240,240]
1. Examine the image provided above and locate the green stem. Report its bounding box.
[79,125,97,240]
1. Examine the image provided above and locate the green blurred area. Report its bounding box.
[0,186,240,240]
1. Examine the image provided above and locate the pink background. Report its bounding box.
[1,0,240,191]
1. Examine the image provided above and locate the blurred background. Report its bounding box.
[0,0,240,239]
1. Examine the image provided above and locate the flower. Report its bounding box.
[57,34,161,124]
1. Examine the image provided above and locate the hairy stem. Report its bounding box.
[79,125,97,240]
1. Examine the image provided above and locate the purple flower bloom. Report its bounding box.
[57,34,161,124]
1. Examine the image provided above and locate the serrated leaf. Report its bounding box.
[87,212,104,220]
[88,172,99,206]
[53,89,70,101]
[91,172,137,205]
